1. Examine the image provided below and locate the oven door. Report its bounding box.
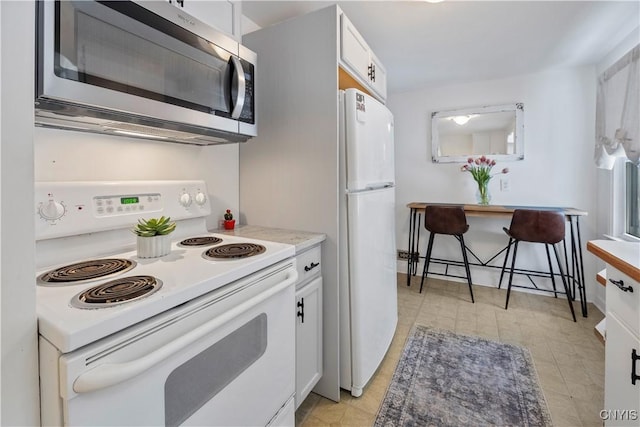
[53,263,296,426]
[36,0,255,135]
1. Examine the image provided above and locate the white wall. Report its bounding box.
[1,2,40,425]
[387,66,600,311]
[34,129,240,231]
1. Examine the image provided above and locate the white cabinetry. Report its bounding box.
[588,240,640,427]
[340,15,370,83]
[295,245,323,409]
[339,14,387,102]
[167,0,242,41]
[605,266,640,427]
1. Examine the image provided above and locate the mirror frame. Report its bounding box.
[431,103,524,163]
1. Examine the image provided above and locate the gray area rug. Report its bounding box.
[375,326,553,427]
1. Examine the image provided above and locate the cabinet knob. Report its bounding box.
[368,64,376,82]
[609,278,634,293]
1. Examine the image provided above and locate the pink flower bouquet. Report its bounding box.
[460,156,508,205]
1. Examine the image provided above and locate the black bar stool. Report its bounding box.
[419,205,474,303]
[502,209,576,322]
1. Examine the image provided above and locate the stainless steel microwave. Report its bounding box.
[35,0,256,145]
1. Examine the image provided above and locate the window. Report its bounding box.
[596,44,639,241]
[626,162,639,238]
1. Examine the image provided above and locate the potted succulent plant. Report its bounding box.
[133,216,176,258]
[223,209,235,230]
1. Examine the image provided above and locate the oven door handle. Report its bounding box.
[73,267,298,394]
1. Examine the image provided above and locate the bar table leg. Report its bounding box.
[406,208,414,287]
[575,216,588,316]
[568,215,588,317]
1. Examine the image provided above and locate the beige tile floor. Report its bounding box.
[295,273,606,427]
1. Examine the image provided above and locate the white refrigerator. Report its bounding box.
[339,89,398,397]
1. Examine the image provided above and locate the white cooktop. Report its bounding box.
[34,180,294,353]
[37,232,294,353]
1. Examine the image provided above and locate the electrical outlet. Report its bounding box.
[397,250,410,260]
[397,250,419,261]
[500,178,510,192]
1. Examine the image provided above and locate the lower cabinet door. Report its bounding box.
[267,395,295,427]
[604,314,640,427]
[295,276,323,408]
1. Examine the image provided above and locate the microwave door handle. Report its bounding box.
[230,56,246,119]
[72,267,298,394]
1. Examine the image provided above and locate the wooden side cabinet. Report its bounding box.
[295,245,323,409]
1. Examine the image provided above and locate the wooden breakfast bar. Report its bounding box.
[406,202,589,317]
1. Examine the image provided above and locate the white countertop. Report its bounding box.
[214,225,326,254]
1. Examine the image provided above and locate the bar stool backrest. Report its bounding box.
[425,205,469,236]
[508,209,565,244]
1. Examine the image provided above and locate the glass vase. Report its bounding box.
[476,180,491,205]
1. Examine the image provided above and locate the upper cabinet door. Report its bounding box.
[170,0,242,41]
[340,14,371,83]
[339,13,387,102]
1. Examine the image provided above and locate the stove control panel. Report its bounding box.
[35,180,211,241]
[93,193,162,217]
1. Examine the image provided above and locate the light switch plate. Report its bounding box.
[500,178,510,192]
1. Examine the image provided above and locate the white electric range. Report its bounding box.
[35,181,297,426]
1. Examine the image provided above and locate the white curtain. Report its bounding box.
[595,44,640,169]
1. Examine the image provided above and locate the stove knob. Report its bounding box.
[179,192,192,207]
[39,200,66,220]
[195,192,207,206]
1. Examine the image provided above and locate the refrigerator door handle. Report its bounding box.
[365,182,394,190]
[346,183,395,194]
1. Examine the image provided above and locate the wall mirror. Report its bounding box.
[431,103,524,163]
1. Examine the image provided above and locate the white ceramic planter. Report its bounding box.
[136,235,171,259]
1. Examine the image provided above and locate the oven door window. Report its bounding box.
[55,1,233,118]
[164,314,267,427]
